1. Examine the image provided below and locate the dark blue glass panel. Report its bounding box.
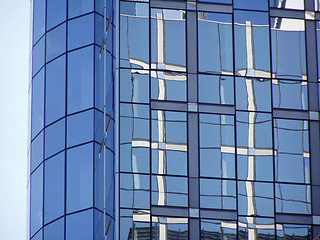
[67,143,93,213]
[234,0,268,11]
[68,0,94,19]
[46,23,66,63]
[67,110,94,147]
[33,0,45,44]
[44,218,64,240]
[32,69,44,139]
[45,55,66,125]
[32,37,45,76]
[67,46,93,114]
[45,118,65,159]
[30,164,43,237]
[66,210,93,240]
[47,0,66,30]
[31,131,44,173]
[44,153,65,224]
[68,14,94,50]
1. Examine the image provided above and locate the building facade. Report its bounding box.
[29,0,320,239]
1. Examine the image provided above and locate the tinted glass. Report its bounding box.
[31,132,44,172]
[47,0,66,30]
[46,23,66,62]
[45,119,65,158]
[198,12,233,74]
[68,14,94,50]
[238,217,275,239]
[67,143,93,213]
[277,224,311,240]
[120,209,150,240]
[201,220,236,240]
[152,217,188,240]
[32,37,45,76]
[67,46,93,114]
[30,165,43,237]
[32,69,44,138]
[68,0,94,19]
[270,0,304,9]
[66,210,93,240]
[44,218,64,240]
[199,0,232,3]
[33,0,45,44]
[44,153,65,223]
[45,55,66,125]
[234,0,268,10]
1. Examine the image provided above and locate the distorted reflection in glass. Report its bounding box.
[200,179,236,210]
[120,104,149,174]
[152,111,187,176]
[238,181,274,217]
[274,119,310,183]
[271,18,306,80]
[120,2,149,69]
[236,77,271,112]
[152,217,188,240]
[277,224,311,240]
[201,219,236,240]
[237,112,273,181]
[234,11,270,78]
[198,12,233,74]
[120,69,149,103]
[120,173,150,209]
[120,209,150,240]
[151,9,186,71]
[238,217,275,240]
[270,0,304,10]
[276,183,311,214]
[198,74,234,105]
[152,175,188,207]
[200,114,235,179]
[151,71,186,101]
[273,80,308,110]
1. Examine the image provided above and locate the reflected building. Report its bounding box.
[29,0,320,239]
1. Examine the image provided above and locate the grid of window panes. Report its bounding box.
[29,0,115,239]
[118,0,320,239]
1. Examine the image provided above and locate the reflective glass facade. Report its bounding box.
[30,0,320,239]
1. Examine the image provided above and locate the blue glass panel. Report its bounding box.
[32,69,44,139]
[238,217,275,239]
[68,0,94,19]
[67,143,93,213]
[68,14,94,50]
[30,165,43,237]
[67,46,93,114]
[201,220,237,240]
[270,0,304,9]
[199,0,231,3]
[47,0,66,30]
[46,23,66,63]
[67,110,94,148]
[44,218,64,240]
[44,153,65,224]
[33,37,45,76]
[66,210,93,240]
[33,0,45,44]
[45,55,66,125]
[45,119,65,159]
[234,0,268,11]
[31,132,44,172]
[277,224,311,239]
[31,229,42,240]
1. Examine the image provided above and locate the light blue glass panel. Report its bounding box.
[67,46,93,114]
[33,37,45,76]
[47,0,66,30]
[30,165,43,237]
[44,153,65,224]
[32,69,44,138]
[198,12,233,74]
[67,143,93,213]
[199,0,232,4]
[45,55,66,125]
[46,23,66,63]
[68,0,94,19]
[67,110,93,147]
[44,218,64,240]
[68,14,94,50]
[31,229,42,240]
[45,119,65,159]
[66,210,93,240]
[33,0,45,44]
[234,0,268,11]
[31,132,43,172]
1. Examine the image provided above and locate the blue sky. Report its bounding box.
[0,0,30,239]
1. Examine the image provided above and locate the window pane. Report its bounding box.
[68,0,94,19]
[32,69,44,138]
[67,143,93,213]
[270,0,304,10]
[234,0,268,11]
[47,0,66,30]
[46,23,66,63]
[201,220,236,240]
[33,0,45,44]
[66,209,93,240]
[30,165,43,237]
[152,217,188,240]
[31,132,44,172]
[44,218,64,240]
[44,153,65,223]
[198,12,233,74]
[45,55,66,125]
[67,46,93,114]
[32,37,45,76]
[277,224,311,240]
[120,209,150,240]
[238,217,275,240]
[68,14,94,51]
[199,0,232,3]
[45,118,65,159]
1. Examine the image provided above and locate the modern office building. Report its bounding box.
[29,0,320,239]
